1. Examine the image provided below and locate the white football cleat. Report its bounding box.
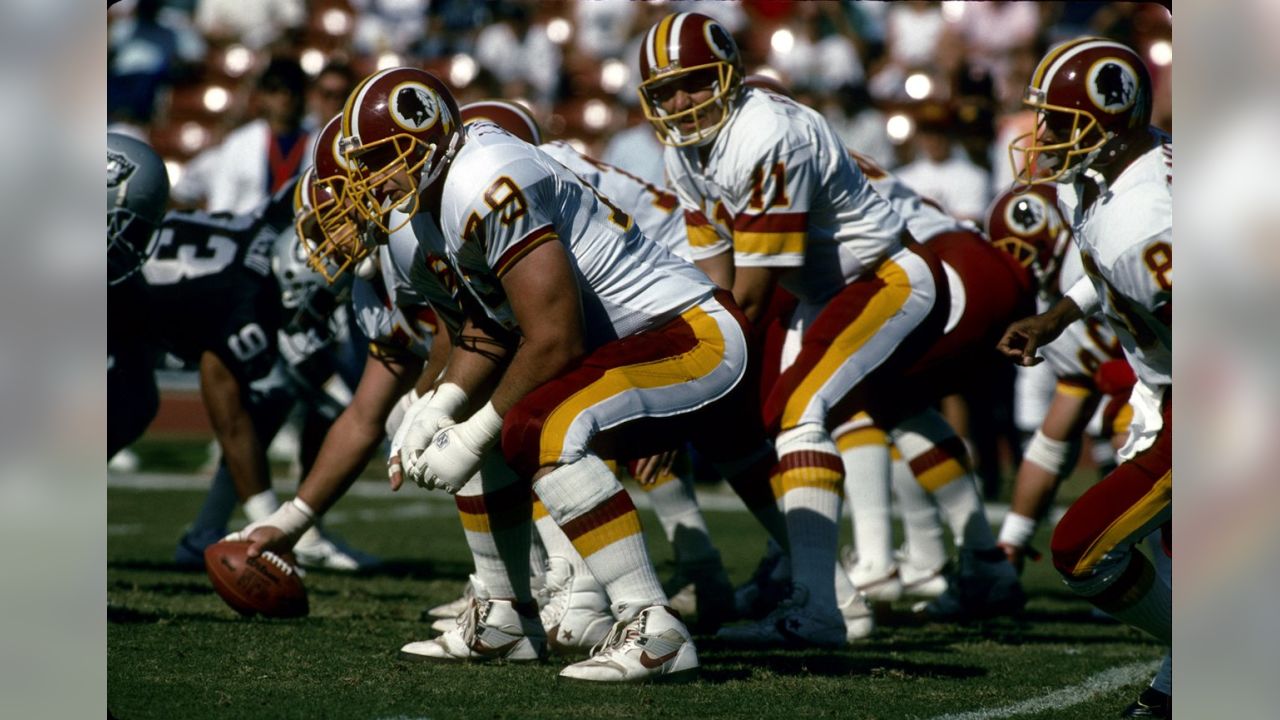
[838,591,876,642]
[715,583,847,648]
[899,561,950,600]
[541,557,614,656]
[400,597,547,663]
[423,575,481,622]
[841,545,903,603]
[292,527,381,571]
[558,605,698,683]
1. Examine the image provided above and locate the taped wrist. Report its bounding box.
[1023,429,1077,477]
[456,401,504,451]
[998,512,1037,548]
[271,497,318,537]
[428,382,468,417]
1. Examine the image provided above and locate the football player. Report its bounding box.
[343,66,789,681]
[636,12,949,645]
[458,100,741,633]
[137,167,374,570]
[986,185,1130,572]
[998,38,1172,718]
[827,149,1029,621]
[108,133,169,458]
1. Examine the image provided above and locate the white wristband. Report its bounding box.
[998,512,1037,548]
[429,382,468,417]
[271,497,318,537]
[1023,429,1075,476]
[457,401,505,450]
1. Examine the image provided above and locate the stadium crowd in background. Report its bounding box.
[108,0,1172,490]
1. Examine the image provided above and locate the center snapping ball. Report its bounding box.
[204,541,309,618]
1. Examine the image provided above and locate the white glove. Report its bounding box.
[223,497,317,546]
[388,382,467,487]
[416,402,504,494]
[384,388,419,439]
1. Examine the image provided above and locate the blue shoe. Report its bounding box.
[174,527,226,568]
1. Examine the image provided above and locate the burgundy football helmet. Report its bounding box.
[1010,37,1153,186]
[986,184,1072,289]
[294,116,371,282]
[339,67,462,233]
[459,99,542,145]
[637,12,744,147]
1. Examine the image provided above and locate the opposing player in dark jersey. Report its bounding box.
[108,133,169,458]
[115,155,374,570]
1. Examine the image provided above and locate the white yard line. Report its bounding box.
[922,659,1159,720]
[107,472,1062,524]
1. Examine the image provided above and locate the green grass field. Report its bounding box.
[108,465,1163,720]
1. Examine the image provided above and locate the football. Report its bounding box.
[204,541,309,619]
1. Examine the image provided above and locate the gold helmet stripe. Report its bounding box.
[654,13,677,69]
[1030,37,1093,89]
[343,68,395,140]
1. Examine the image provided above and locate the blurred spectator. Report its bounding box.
[766,2,864,93]
[304,61,357,130]
[108,0,205,129]
[172,57,313,213]
[196,0,305,51]
[868,1,945,102]
[573,0,638,62]
[351,0,429,58]
[947,1,1041,79]
[894,106,990,223]
[826,83,895,170]
[473,4,562,103]
[990,40,1047,193]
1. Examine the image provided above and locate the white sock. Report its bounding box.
[774,423,843,612]
[453,457,533,602]
[533,496,593,580]
[891,411,997,552]
[242,489,280,523]
[891,454,948,573]
[932,475,998,551]
[838,429,894,579]
[534,455,666,621]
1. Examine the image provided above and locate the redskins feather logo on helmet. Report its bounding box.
[1009,37,1153,186]
[636,12,744,148]
[986,185,1071,290]
[339,67,462,235]
[458,100,543,145]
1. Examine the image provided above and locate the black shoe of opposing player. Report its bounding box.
[1121,687,1170,718]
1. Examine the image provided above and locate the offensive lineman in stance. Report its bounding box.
[998,38,1172,718]
[342,67,780,682]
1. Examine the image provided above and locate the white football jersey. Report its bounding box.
[1038,247,1125,385]
[1058,130,1172,391]
[664,86,908,304]
[848,149,968,243]
[432,122,716,348]
[538,140,694,261]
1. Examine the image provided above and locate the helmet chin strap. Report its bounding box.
[419,132,463,191]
